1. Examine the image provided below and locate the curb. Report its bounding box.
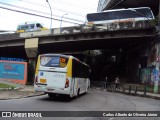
[0,87,20,91]
[123,92,160,100]
[0,92,46,100]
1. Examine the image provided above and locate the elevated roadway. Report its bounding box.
[0,22,157,57]
[0,22,157,83]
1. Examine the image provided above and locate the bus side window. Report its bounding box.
[78,62,86,78]
[17,26,20,30]
[72,59,89,78]
[77,61,82,78]
[77,62,82,78]
[72,59,77,78]
[32,24,35,29]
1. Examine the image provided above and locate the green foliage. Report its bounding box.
[0,83,15,88]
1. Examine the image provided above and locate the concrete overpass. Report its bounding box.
[0,21,157,58]
[0,20,158,83]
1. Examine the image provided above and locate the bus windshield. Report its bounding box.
[86,8,154,22]
[40,56,69,68]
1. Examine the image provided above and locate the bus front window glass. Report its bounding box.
[136,9,152,18]
[36,23,43,28]
[20,25,27,30]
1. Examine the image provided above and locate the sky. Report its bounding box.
[0,0,99,31]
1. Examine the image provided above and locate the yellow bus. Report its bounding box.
[34,54,90,98]
[16,21,48,33]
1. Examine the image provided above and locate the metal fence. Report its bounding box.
[91,81,160,96]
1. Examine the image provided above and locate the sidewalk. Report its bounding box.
[0,79,44,100]
[92,86,160,100]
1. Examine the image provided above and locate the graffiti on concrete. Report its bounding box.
[140,68,150,84]
[147,47,156,67]
[140,68,160,85]
[151,69,159,82]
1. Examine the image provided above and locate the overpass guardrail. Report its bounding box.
[0,20,156,40]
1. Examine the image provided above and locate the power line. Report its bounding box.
[0,6,82,25]
[0,1,84,23]
[110,0,127,9]
[51,0,96,10]
[17,0,86,17]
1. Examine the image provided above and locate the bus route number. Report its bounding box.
[60,58,66,63]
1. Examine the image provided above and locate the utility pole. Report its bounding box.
[60,13,68,33]
[46,0,52,34]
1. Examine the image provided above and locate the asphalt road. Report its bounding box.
[0,89,160,120]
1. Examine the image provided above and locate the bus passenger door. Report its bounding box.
[84,78,87,92]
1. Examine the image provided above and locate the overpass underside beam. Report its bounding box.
[25,38,39,58]
[37,28,156,53]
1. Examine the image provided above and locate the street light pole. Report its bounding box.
[46,0,52,34]
[60,13,68,33]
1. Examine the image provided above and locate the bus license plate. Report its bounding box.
[40,79,46,83]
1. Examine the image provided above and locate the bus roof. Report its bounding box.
[103,7,151,12]
[88,7,152,14]
[40,53,71,58]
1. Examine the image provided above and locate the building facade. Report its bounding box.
[97,0,159,16]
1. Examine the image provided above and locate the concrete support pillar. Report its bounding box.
[28,58,37,70]
[154,43,160,93]
[27,58,37,84]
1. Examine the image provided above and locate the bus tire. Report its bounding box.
[48,93,56,98]
[87,86,90,92]
[77,89,80,97]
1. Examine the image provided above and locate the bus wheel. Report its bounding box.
[87,86,90,92]
[48,93,56,98]
[77,89,80,97]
